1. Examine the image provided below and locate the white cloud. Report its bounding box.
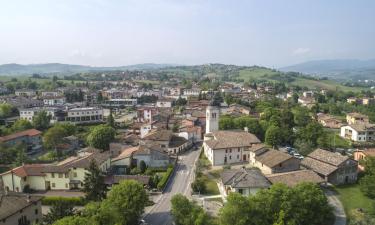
[292,47,311,55]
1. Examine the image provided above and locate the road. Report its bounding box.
[144,149,201,225]
[325,189,346,225]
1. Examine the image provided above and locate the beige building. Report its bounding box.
[0,193,42,225]
[203,130,261,166]
[346,112,369,125]
[251,149,300,175]
[0,148,110,192]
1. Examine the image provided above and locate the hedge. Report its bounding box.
[42,196,86,206]
[157,167,174,190]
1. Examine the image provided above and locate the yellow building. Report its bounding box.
[0,148,110,192]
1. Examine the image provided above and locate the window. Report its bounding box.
[238,148,240,152]
[230,149,232,153]
[58,173,63,178]
[225,149,227,153]
[229,156,232,160]
[35,209,38,215]
[65,173,68,178]
[238,189,243,194]
[237,155,239,159]
[73,172,77,177]
[51,173,55,178]
[52,183,55,188]
[65,183,68,188]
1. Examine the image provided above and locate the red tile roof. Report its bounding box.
[0,164,46,178]
[0,129,41,142]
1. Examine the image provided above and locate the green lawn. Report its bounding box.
[238,68,279,82]
[0,75,85,84]
[326,132,352,149]
[334,184,374,216]
[290,77,366,92]
[200,173,220,195]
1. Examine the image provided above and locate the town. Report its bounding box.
[0,63,374,225]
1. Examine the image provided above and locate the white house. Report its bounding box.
[156,98,174,108]
[43,96,66,106]
[340,124,375,142]
[203,130,261,166]
[219,168,270,198]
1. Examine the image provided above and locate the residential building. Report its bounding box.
[19,107,66,123]
[346,113,369,125]
[183,88,201,97]
[219,168,270,198]
[41,91,60,97]
[1,96,43,109]
[0,148,110,191]
[301,149,358,185]
[252,149,300,175]
[103,98,137,107]
[15,90,36,97]
[353,149,375,171]
[266,170,324,187]
[0,193,42,225]
[42,96,66,106]
[340,123,375,142]
[203,130,261,166]
[317,113,343,129]
[156,98,174,108]
[0,129,42,155]
[65,107,103,124]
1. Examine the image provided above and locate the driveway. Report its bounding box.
[325,189,346,225]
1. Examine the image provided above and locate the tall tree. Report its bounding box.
[265,125,282,148]
[11,119,33,132]
[100,180,148,225]
[32,110,51,130]
[44,200,75,225]
[83,160,107,201]
[106,111,115,128]
[87,125,115,151]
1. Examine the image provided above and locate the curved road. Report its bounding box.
[144,149,201,225]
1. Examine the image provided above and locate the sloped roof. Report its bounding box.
[205,130,260,149]
[0,129,41,142]
[307,149,348,167]
[142,130,173,141]
[43,150,110,173]
[266,170,324,187]
[221,168,270,188]
[255,149,294,168]
[0,193,42,220]
[0,164,45,178]
[301,157,337,176]
[112,146,139,161]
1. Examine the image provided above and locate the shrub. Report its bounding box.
[191,178,206,194]
[157,167,174,190]
[42,196,86,206]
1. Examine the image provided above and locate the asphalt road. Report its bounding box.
[144,149,201,225]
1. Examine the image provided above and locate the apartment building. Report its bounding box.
[65,107,103,124]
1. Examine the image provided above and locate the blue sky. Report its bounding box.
[0,0,374,67]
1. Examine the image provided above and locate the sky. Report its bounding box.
[0,0,374,68]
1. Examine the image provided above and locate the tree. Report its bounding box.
[218,183,333,225]
[191,178,206,194]
[14,147,29,166]
[0,103,13,118]
[360,157,375,199]
[53,216,96,225]
[265,125,282,148]
[33,111,51,130]
[293,107,311,127]
[87,125,116,151]
[44,200,75,225]
[297,121,324,147]
[106,111,115,128]
[44,126,67,151]
[100,180,148,225]
[171,194,213,225]
[83,160,107,201]
[11,119,33,132]
[219,116,235,130]
[139,160,147,174]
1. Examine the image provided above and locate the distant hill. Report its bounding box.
[280,59,375,80]
[0,63,174,75]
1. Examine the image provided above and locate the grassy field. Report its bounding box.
[290,77,366,92]
[334,184,374,217]
[326,132,352,149]
[238,68,279,82]
[200,173,220,195]
[237,68,367,92]
[0,75,85,84]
